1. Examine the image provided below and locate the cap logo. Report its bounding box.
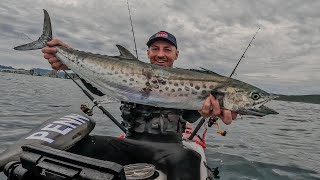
[155,32,168,38]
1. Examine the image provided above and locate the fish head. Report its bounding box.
[213,81,278,117]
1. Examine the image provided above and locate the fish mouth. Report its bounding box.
[269,94,279,100]
[237,94,279,117]
[237,105,278,117]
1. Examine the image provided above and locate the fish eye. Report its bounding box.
[251,92,261,100]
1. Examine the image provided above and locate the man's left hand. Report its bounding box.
[199,94,237,125]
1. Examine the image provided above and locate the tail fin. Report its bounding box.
[14,9,52,51]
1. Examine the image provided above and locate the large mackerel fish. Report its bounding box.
[14,10,278,116]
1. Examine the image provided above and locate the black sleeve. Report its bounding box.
[79,78,105,96]
[181,110,201,123]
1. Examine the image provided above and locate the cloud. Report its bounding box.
[0,0,319,94]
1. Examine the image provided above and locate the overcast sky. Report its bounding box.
[0,0,319,95]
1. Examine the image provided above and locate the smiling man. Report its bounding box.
[147,31,179,67]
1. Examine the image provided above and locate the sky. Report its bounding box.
[0,0,319,95]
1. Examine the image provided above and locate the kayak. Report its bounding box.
[0,112,214,180]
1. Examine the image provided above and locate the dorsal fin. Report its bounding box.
[116,45,137,59]
[199,67,220,75]
[180,67,221,76]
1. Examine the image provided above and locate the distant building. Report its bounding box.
[29,69,34,75]
[1,65,78,79]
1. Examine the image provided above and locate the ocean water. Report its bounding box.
[0,72,319,180]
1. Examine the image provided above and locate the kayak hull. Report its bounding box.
[0,113,209,180]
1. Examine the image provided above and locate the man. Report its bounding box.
[42,31,237,180]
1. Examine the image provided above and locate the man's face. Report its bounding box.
[147,40,179,67]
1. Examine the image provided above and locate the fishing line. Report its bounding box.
[126,0,138,59]
[19,33,34,41]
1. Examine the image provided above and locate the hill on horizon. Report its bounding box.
[0,65,14,69]
[275,94,320,104]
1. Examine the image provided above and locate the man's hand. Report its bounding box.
[199,94,237,125]
[42,38,70,70]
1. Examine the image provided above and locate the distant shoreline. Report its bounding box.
[0,65,77,79]
[275,95,320,105]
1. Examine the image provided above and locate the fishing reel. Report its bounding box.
[80,103,95,116]
[208,117,227,136]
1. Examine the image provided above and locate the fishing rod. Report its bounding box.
[188,27,260,140]
[229,27,260,78]
[62,1,140,134]
[126,0,138,59]
[62,1,139,134]
[63,70,127,133]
